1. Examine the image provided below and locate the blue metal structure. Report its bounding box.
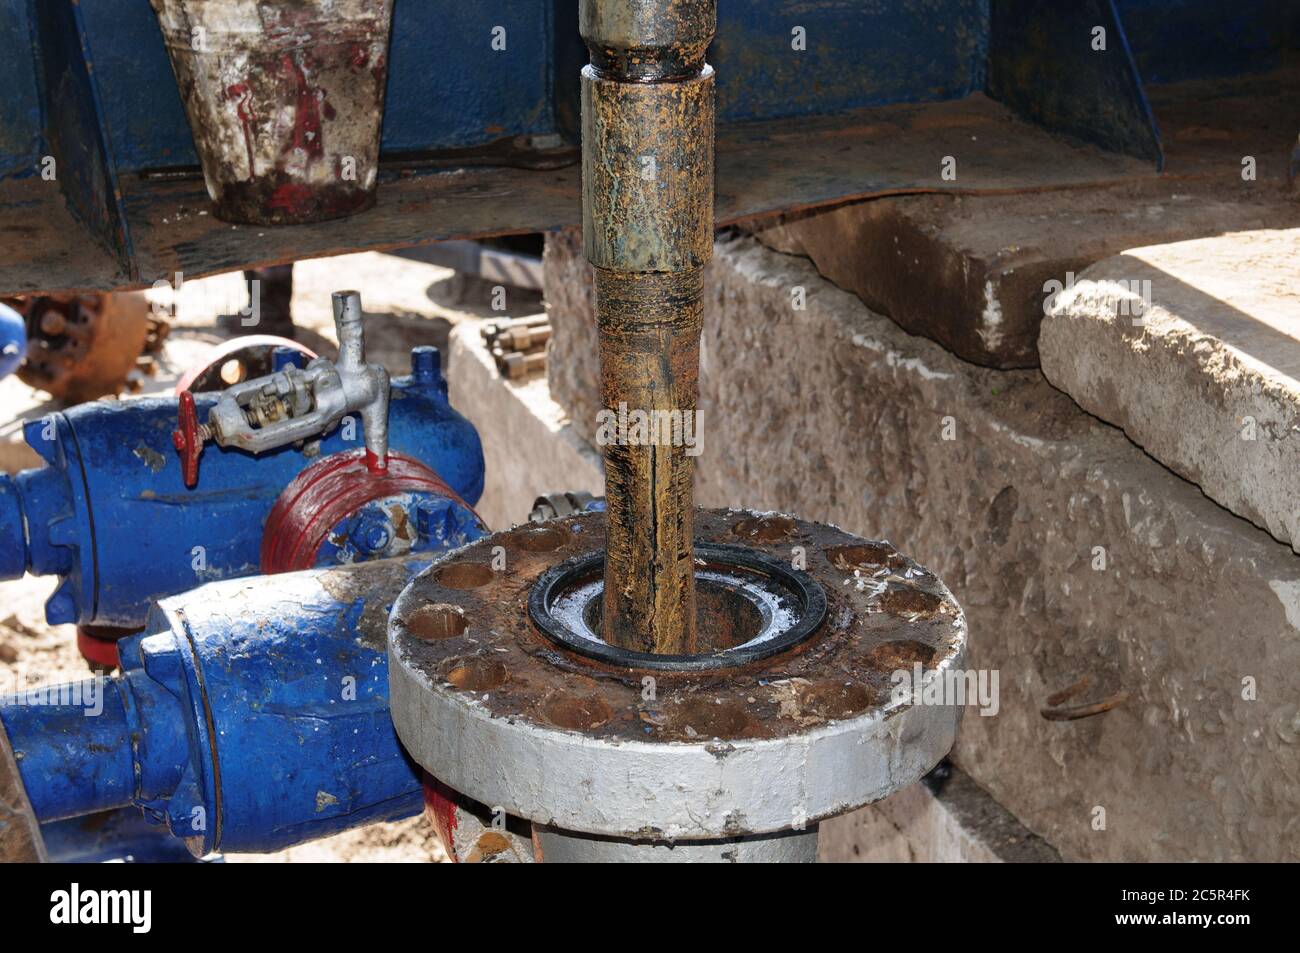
[0,346,484,628]
[2,0,1293,294]
[0,552,465,855]
[988,0,1164,167]
[39,808,211,863]
[0,302,23,379]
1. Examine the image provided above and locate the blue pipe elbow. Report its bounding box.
[0,474,26,579]
[0,678,137,822]
[0,302,24,380]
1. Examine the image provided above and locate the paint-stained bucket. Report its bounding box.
[150,0,395,226]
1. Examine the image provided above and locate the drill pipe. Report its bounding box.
[580,0,716,655]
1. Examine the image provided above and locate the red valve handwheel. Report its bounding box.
[172,390,203,488]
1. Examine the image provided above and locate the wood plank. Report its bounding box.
[4,81,1261,297]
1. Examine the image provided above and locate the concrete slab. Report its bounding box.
[447,320,602,532]
[543,229,604,457]
[819,765,1060,863]
[544,230,1300,862]
[1042,228,1300,554]
[751,184,1298,368]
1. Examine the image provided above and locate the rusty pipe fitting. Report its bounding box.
[580,0,716,82]
[580,0,716,656]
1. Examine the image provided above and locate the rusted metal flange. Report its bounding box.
[388,508,967,843]
[260,449,484,574]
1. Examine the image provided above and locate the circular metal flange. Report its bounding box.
[528,542,826,671]
[260,449,484,574]
[388,508,968,842]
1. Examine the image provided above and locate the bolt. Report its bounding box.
[139,633,183,689]
[415,499,447,542]
[410,346,443,388]
[38,310,66,336]
[272,346,304,373]
[350,513,393,555]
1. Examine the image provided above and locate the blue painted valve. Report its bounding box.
[0,551,473,855]
[0,343,484,629]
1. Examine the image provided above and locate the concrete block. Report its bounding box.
[447,320,602,532]
[751,186,1297,368]
[1041,229,1300,554]
[543,228,604,449]
[820,765,1060,863]
[543,231,1300,861]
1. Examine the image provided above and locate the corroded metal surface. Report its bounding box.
[0,90,1176,298]
[580,0,716,82]
[581,71,715,272]
[150,0,395,225]
[581,0,716,655]
[388,508,968,840]
[596,269,703,654]
[5,291,158,401]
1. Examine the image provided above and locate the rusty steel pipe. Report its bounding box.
[580,0,716,655]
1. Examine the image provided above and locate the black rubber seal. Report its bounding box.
[528,543,827,672]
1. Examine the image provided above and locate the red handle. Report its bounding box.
[172,391,203,488]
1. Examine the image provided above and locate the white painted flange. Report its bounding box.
[388,509,967,842]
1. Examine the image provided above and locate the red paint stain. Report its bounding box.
[278,53,326,162]
[225,82,258,176]
[268,182,317,216]
[423,775,460,863]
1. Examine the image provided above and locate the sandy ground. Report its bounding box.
[0,251,542,863]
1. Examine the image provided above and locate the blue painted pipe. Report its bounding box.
[0,548,475,856]
[0,677,136,821]
[40,808,209,863]
[0,302,23,380]
[0,346,484,628]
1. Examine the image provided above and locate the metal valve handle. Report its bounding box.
[171,291,389,488]
[172,390,205,488]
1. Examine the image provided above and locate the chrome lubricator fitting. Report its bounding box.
[388,508,968,863]
[173,290,390,486]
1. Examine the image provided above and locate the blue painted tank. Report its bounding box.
[0,346,484,628]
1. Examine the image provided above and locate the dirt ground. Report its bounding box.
[0,251,542,863]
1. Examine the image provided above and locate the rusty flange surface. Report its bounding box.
[8,292,158,401]
[388,508,967,841]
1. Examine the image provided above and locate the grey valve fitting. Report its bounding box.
[206,291,390,468]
